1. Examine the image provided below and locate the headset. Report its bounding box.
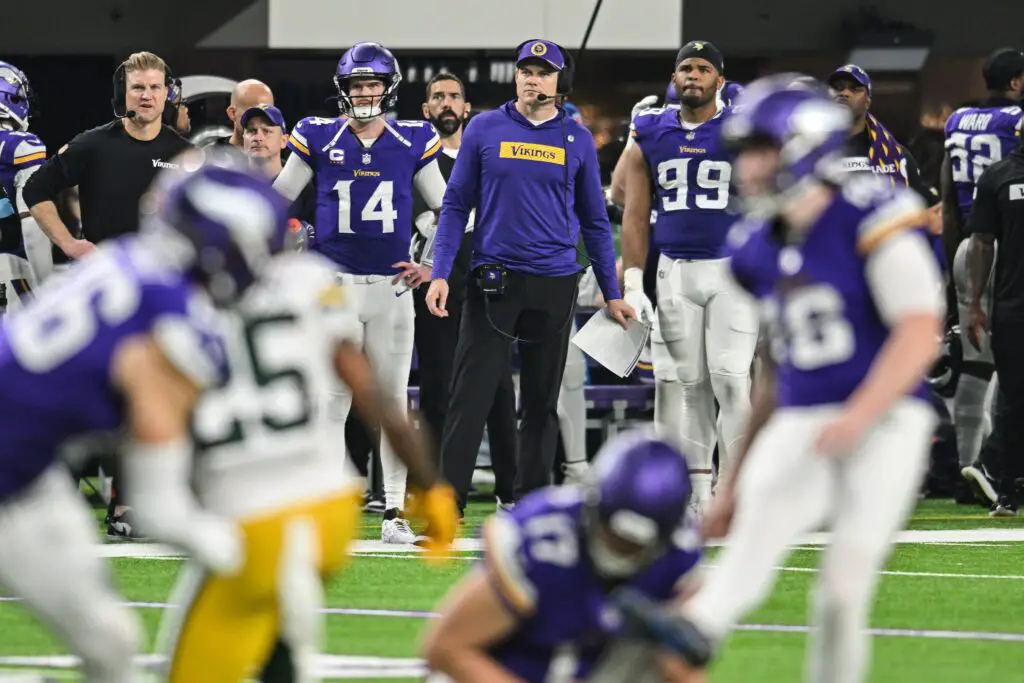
[111,59,181,126]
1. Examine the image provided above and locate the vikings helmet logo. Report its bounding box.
[692,42,704,50]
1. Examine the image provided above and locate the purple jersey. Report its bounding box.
[631,106,736,260]
[482,487,701,683]
[0,238,227,500]
[0,128,46,254]
[725,177,932,408]
[944,104,1022,221]
[286,117,442,275]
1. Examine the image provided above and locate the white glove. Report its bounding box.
[191,514,245,575]
[623,267,655,325]
[631,94,659,120]
[563,460,590,485]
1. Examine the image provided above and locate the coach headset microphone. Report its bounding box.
[479,40,610,345]
[111,59,183,127]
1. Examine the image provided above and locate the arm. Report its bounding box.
[968,232,995,308]
[333,341,438,490]
[422,569,525,683]
[575,132,622,302]
[620,143,653,272]
[847,230,944,426]
[273,153,314,202]
[14,165,53,282]
[432,122,481,282]
[409,160,447,267]
[939,153,963,270]
[965,170,999,310]
[23,140,91,257]
[609,138,634,207]
[114,335,241,573]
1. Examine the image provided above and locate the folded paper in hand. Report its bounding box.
[571,311,651,378]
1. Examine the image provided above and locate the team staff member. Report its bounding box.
[964,117,1024,516]
[24,51,193,259]
[399,72,520,508]
[424,39,635,512]
[23,50,192,539]
[240,104,316,226]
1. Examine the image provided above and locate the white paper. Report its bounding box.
[571,311,651,378]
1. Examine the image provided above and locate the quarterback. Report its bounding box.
[273,42,447,544]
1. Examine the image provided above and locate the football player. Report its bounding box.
[0,61,51,293]
[0,151,288,683]
[941,48,1023,503]
[422,428,703,683]
[620,40,758,513]
[163,184,458,683]
[613,76,943,683]
[273,42,447,545]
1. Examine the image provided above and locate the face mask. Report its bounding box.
[588,534,646,579]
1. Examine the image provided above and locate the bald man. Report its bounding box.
[224,79,274,148]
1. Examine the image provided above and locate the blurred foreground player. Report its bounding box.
[166,197,459,683]
[615,76,943,683]
[0,151,284,682]
[422,428,703,683]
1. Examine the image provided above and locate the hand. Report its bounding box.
[562,460,589,484]
[62,238,96,260]
[392,261,432,289]
[813,410,870,458]
[425,279,450,318]
[967,304,990,351]
[606,298,638,330]
[406,483,459,563]
[631,94,659,120]
[926,204,943,236]
[700,484,735,540]
[659,652,707,683]
[623,266,655,324]
[194,516,245,575]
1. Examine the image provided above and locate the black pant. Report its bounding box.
[413,286,517,504]
[441,269,577,510]
[978,311,1024,501]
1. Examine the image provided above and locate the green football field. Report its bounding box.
[1,498,1023,682]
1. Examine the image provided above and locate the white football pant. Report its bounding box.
[684,398,936,683]
[651,255,758,503]
[952,239,995,467]
[0,464,141,683]
[558,320,588,474]
[329,275,414,511]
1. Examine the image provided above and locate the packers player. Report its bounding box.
[157,228,459,683]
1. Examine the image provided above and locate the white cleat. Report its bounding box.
[381,511,418,545]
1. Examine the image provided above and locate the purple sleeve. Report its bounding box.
[574,129,622,301]
[432,119,482,281]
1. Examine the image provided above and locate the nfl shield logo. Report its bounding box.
[362,152,372,165]
[686,132,696,140]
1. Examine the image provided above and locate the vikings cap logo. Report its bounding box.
[693,42,704,50]
[531,41,548,56]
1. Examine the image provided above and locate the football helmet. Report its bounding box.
[721,73,851,216]
[581,427,693,579]
[928,324,963,399]
[0,61,34,131]
[141,147,290,306]
[333,42,402,121]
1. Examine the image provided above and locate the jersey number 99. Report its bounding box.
[657,158,732,211]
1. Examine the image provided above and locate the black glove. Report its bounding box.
[611,587,714,668]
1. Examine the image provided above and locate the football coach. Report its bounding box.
[423,38,635,513]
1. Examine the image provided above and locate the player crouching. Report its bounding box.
[611,75,943,683]
[422,428,705,683]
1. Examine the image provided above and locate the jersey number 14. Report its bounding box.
[332,181,398,233]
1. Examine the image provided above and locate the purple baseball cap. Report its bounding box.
[516,40,567,71]
[240,103,287,131]
[827,64,872,97]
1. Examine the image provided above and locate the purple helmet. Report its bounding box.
[722,73,850,211]
[141,147,291,306]
[0,61,33,131]
[333,42,402,121]
[665,81,681,106]
[719,80,744,107]
[581,427,693,579]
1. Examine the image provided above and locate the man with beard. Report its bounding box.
[403,73,519,510]
[620,40,758,515]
